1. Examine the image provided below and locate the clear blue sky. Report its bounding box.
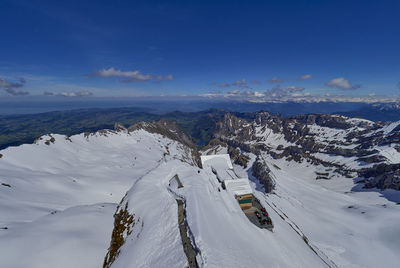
[0,0,399,98]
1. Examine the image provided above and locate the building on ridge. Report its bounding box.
[201,154,254,210]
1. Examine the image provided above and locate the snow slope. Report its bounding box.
[246,153,400,268]
[109,159,326,268]
[0,129,184,268]
[1,127,400,268]
[0,203,116,268]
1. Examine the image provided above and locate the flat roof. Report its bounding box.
[200,154,233,169]
[201,154,238,181]
[224,178,253,196]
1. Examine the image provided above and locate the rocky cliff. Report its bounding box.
[211,112,400,191]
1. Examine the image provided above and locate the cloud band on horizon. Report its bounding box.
[0,77,29,96]
[90,67,174,83]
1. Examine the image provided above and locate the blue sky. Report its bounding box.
[0,0,399,99]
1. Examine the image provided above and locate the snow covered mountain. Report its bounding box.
[1,115,400,268]
[213,112,400,192]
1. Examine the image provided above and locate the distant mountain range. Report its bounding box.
[2,102,400,150]
[2,106,400,193]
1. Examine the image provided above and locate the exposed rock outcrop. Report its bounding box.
[228,146,250,168]
[252,157,275,193]
[210,112,400,191]
[103,200,136,268]
[360,163,400,190]
[114,123,127,132]
[128,119,202,167]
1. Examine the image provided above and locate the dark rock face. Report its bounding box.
[360,163,400,178]
[114,123,127,132]
[228,146,250,168]
[252,157,275,193]
[44,135,56,145]
[128,119,193,148]
[211,112,400,191]
[128,119,202,167]
[292,114,353,129]
[358,155,387,164]
[215,113,255,143]
[365,173,400,190]
[103,201,136,268]
[361,163,400,190]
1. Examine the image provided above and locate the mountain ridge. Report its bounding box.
[1,119,400,267]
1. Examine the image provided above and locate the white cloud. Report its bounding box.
[242,90,265,97]
[215,78,249,89]
[91,67,173,82]
[208,89,265,98]
[227,89,241,95]
[325,77,361,90]
[284,86,305,92]
[265,85,306,98]
[207,84,306,100]
[0,77,26,89]
[57,91,93,97]
[297,74,313,80]
[201,88,400,103]
[268,77,284,83]
[232,78,248,88]
[5,88,29,96]
[0,77,29,95]
[94,67,151,81]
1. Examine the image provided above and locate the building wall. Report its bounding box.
[236,194,253,209]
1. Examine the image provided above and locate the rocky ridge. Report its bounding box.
[211,112,400,191]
